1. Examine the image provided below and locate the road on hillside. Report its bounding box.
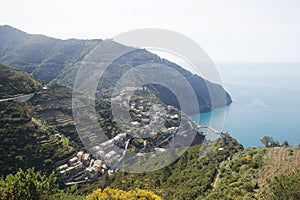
[0,93,35,103]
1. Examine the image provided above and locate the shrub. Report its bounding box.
[0,168,58,200]
[86,188,162,200]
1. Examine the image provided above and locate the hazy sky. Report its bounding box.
[1,0,300,63]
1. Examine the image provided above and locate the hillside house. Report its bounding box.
[69,157,78,166]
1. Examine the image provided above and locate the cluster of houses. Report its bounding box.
[56,89,201,184]
[56,151,114,183]
[91,133,128,166]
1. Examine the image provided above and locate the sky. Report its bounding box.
[1,0,300,63]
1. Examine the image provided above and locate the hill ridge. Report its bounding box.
[0,25,231,113]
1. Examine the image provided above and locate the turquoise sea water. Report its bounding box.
[192,63,300,147]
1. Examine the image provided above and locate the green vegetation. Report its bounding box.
[0,65,77,176]
[0,64,41,98]
[205,147,268,199]
[0,168,162,200]
[75,134,243,199]
[261,169,300,200]
[0,169,56,200]
[0,100,75,176]
[1,133,300,199]
[73,137,300,199]
[0,168,58,200]
[0,168,85,200]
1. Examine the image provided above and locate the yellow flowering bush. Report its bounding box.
[86,188,162,200]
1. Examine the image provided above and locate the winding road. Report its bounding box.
[0,86,48,103]
[0,93,35,103]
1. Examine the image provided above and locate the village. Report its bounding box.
[56,87,199,184]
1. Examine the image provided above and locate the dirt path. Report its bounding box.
[213,170,221,188]
[212,161,224,188]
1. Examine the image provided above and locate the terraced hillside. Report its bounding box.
[29,84,82,147]
[0,101,75,175]
[0,65,76,175]
[257,147,300,186]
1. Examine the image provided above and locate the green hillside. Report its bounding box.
[0,25,231,114]
[73,136,300,199]
[0,116,299,200]
[0,25,100,83]
[0,63,41,98]
[81,133,243,199]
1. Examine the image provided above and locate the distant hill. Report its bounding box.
[0,25,231,113]
[0,63,41,98]
[0,25,100,83]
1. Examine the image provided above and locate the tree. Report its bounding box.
[0,168,58,200]
[260,136,280,148]
[260,136,273,147]
[179,151,188,170]
[154,179,161,188]
[282,141,289,147]
[161,166,172,182]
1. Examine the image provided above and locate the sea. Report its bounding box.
[191,62,300,148]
